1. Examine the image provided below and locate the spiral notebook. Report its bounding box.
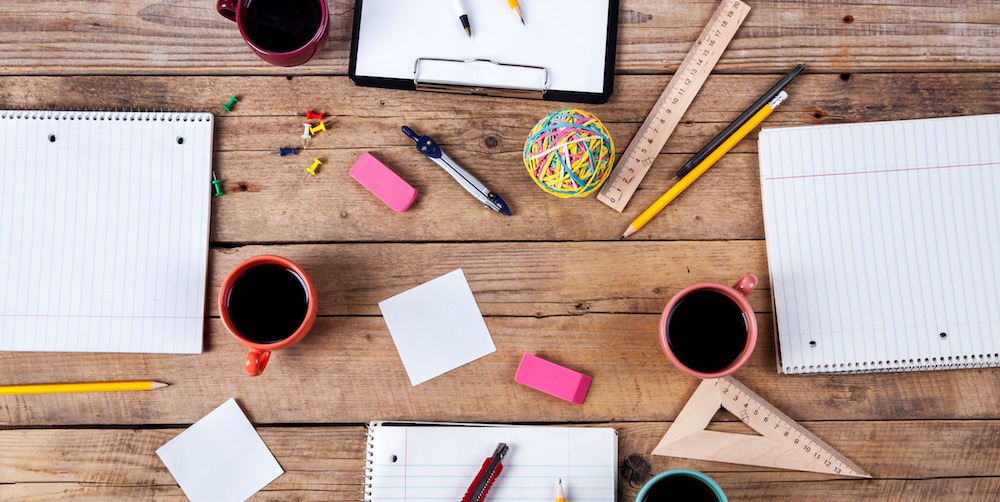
[364,422,617,501]
[759,114,1000,374]
[0,110,213,354]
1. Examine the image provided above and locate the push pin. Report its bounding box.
[301,123,312,148]
[310,121,328,135]
[305,109,323,120]
[222,95,238,112]
[303,158,322,181]
[275,147,297,156]
[211,172,224,196]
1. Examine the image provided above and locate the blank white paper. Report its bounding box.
[759,114,1000,374]
[354,0,611,94]
[378,269,497,386]
[366,423,617,501]
[0,110,212,354]
[156,399,284,502]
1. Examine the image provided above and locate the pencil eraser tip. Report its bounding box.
[514,353,591,405]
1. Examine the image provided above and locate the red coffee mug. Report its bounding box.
[216,0,330,67]
[659,274,758,379]
[219,255,318,376]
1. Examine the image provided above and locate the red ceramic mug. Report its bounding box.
[219,256,318,376]
[216,0,330,67]
[659,274,758,379]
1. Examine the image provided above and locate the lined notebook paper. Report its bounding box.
[364,422,617,501]
[759,114,1000,374]
[0,110,213,354]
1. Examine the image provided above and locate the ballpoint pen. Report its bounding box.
[402,125,511,215]
[673,64,803,181]
[621,91,787,239]
[452,0,472,37]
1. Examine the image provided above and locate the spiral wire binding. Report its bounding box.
[0,108,213,122]
[364,422,376,501]
[784,352,1000,374]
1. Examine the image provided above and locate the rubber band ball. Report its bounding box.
[523,108,615,198]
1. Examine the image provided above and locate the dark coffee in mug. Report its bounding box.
[225,263,310,344]
[244,0,323,54]
[641,473,720,502]
[666,290,748,374]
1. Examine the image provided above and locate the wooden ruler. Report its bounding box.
[652,376,871,478]
[596,0,751,212]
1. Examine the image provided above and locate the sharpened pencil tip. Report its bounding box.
[151,381,168,389]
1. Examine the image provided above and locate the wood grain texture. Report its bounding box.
[2,422,999,500]
[2,1,1000,75]
[2,314,999,426]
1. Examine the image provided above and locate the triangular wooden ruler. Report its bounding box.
[653,376,871,478]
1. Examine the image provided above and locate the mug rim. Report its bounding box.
[659,281,758,379]
[234,0,330,63]
[218,255,318,350]
[635,469,727,502]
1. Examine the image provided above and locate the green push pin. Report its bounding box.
[222,95,238,112]
[211,172,224,196]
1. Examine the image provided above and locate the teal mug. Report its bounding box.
[635,469,727,502]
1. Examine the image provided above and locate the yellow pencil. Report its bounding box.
[620,91,788,239]
[555,478,566,502]
[0,380,168,395]
[507,0,525,24]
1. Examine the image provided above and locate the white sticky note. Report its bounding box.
[156,399,283,502]
[379,269,497,386]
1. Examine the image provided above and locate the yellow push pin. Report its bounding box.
[303,158,322,181]
[310,121,328,135]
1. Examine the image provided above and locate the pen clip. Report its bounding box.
[401,126,442,159]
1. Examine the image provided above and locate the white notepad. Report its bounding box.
[759,114,1000,374]
[364,422,618,502]
[0,110,213,354]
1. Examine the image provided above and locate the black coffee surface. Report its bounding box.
[245,0,321,53]
[642,474,719,502]
[667,290,748,373]
[227,264,308,344]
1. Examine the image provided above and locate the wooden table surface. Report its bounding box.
[3,1,1000,500]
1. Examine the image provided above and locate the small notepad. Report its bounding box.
[378,269,496,385]
[0,110,212,354]
[364,422,617,501]
[759,114,1000,374]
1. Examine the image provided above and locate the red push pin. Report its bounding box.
[305,110,323,120]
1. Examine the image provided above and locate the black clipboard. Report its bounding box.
[348,0,619,104]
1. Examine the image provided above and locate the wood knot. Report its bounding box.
[238,183,249,192]
[619,454,652,487]
[840,73,852,82]
[575,302,591,311]
[340,211,349,218]
[843,14,854,24]
[811,108,828,121]
[483,135,500,148]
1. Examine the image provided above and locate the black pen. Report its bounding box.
[673,64,804,181]
[452,0,472,37]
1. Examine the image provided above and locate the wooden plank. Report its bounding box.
[5,73,999,242]
[2,315,999,426]
[2,422,999,500]
[205,241,771,317]
[2,1,1000,75]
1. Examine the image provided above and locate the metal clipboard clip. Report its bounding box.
[413,58,549,99]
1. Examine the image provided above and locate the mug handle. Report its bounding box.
[217,0,237,22]
[244,348,270,376]
[732,273,758,298]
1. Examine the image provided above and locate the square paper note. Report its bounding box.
[379,269,497,386]
[156,399,283,502]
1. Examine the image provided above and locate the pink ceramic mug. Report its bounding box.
[659,274,758,378]
[217,0,330,67]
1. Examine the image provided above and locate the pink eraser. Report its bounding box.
[349,152,418,212]
[514,353,591,405]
